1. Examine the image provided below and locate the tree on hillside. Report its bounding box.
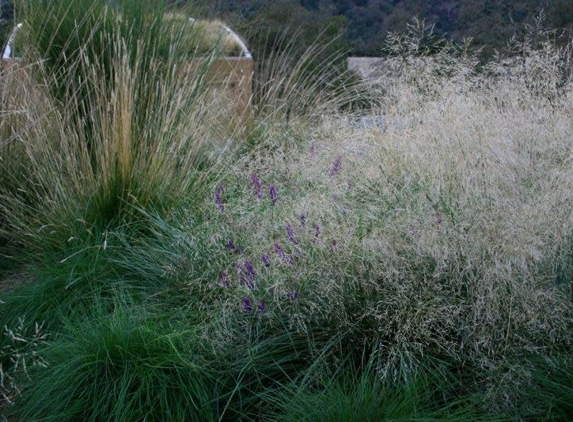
[0,0,14,51]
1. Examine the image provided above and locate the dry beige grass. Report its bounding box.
[204,35,573,410]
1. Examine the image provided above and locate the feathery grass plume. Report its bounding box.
[2,0,231,231]
[249,25,363,121]
[0,2,241,280]
[239,25,369,149]
[201,24,573,413]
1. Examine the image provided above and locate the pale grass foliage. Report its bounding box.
[189,32,573,410]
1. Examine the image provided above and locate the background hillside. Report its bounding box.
[199,0,573,58]
[2,1,573,59]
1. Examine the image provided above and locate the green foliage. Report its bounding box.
[526,357,573,420]
[272,358,481,422]
[0,318,48,411]
[10,309,218,422]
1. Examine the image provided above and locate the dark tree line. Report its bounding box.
[197,0,573,57]
[3,1,573,58]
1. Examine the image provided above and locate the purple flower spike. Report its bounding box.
[299,213,307,227]
[242,297,253,313]
[214,191,224,212]
[269,184,277,205]
[274,242,293,265]
[237,261,256,289]
[245,260,256,281]
[309,143,316,157]
[274,242,284,255]
[251,173,262,199]
[330,156,342,176]
[287,291,299,301]
[286,223,297,244]
[258,300,267,314]
[226,240,241,255]
[220,273,230,288]
[314,224,321,239]
[262,253,270,267]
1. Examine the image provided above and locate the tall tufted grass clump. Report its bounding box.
[0,2,240,415]
[0,0,232,259]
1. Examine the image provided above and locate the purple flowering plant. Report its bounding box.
[286,223,297,244]
[274,242,294,265]
[226,240,241,255]
[314,224,321,239]
[245,259,256,282]
[214,190,224,212]
[269,184,277,205]
[251,173,262,199]
[242,297,253,313]
[257,300,267,314]
[286,291,299,301]
[330,156,342,176]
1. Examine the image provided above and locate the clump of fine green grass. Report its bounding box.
[4,269,335,421]
[270,355,483,422]
[8,308,217,422]
[524,357,573,419]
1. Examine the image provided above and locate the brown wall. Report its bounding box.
[205,57,254,120]
[1,56,254,121]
